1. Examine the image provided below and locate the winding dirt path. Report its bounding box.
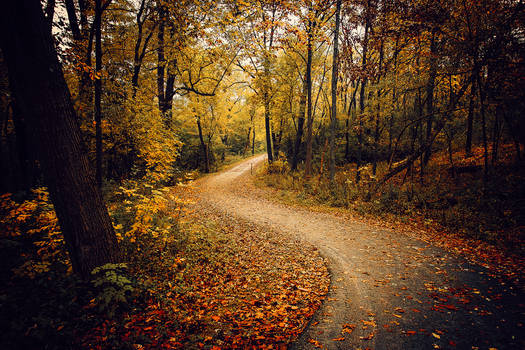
[196,155,524,349]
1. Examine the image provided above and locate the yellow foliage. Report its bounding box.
[110,180,194,249]
[0,188,68,278]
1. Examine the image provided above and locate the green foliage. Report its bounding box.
[90,263,137,319]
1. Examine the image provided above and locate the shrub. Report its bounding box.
[90,263,138,319]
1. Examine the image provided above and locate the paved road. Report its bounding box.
[197,155,524,349]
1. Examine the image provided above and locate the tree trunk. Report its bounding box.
[0,0,120,278]
[465,72,476,156]
[243,126,251,156]
[304,31,314,176]
[94,0,103,188]
[196,116,210,173]
[156,1,166,113]
[64,0,81,41]
[264,90,273,163]
[345,82,358,162]
[423,29,438,166]
[273,117,283,159]
[477,72,489,178]
[131,0,155,95]
[372,37,384,176]
[292,77,307,170]
[44,0,55,33]
[356,1,370,184]
[329,0,342,183]
[64,0,92,110]
[252,124,255,155]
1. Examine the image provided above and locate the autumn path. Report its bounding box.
[196,155,524,350]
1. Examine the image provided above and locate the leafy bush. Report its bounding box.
[267,159,289,174]
[90,263,138,319]
[257,154,524,253]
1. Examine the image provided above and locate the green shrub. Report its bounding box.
[91,263,138,319]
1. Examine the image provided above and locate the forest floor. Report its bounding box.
[195,154,524,350]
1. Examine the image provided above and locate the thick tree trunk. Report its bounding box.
[0,0,120,278]
[328,0,342,183]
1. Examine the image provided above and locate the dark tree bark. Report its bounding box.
[131,0,155,95]
[356,0,371,184]
[328,0,342,182]
[155,1,175,126]
[477,72,489,178]
[304,30,314,176]
[243,126,251,156]
[372,37,385,176]
[252,124,256,155]
[465,71,476,156]
[44,0,55,34]
[272,116,283,159]
[64,0,81,42]
[345,81,358,162]
[291,78,307,171]
[0,0,120,278]
[94,0,103,188]
[156,2,166,113]
[196,116,210,173]
[263,72,273,163]
[10,97,36,190]
[423,28,438,166]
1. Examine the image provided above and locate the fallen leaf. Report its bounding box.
[360,332,375,340]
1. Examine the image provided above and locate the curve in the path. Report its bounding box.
[197,155,524,350]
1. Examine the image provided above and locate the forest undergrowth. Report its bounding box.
[0,167,328,349]
[256,144,525,283]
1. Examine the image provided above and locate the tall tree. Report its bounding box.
[328,0,342,182]
[0,0,121,278]
[355,0,371,184]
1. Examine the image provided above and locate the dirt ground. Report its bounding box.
[195,154,524,350]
